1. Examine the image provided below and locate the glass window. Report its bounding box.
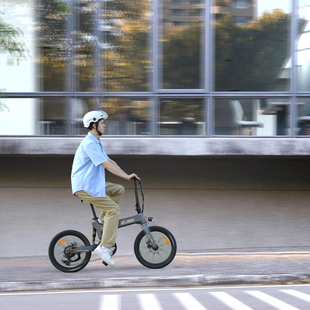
[0,98,39,135]
[297,1,310,91]
[0,0,37,92]
[41,98,69,135]
[70,97,152,136]
[297,98,310,135]
[161,0,205,89]
[102,1,151,92]
[172,9,183,16]
[160,99,205,135]
[76,1,100,92]
[38,0,73,92]
[214,0,291,91]
[233,0,251,9]
[99,98,152,135]
[214,98,291,136]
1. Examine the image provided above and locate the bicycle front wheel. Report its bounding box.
[48,230,91,273]
[134,226,177,269]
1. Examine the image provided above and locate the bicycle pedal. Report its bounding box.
[102,260,108,266]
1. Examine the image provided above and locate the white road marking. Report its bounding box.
[98,295,120,310]
[246,291,300,310]
[137,294,163,310]
[210,292,253,310]
[173,293,207,310]
[281,290,310,302]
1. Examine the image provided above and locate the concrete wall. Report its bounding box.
[1,155,310,190]
[1,155,310,258]
[2,137,310,156]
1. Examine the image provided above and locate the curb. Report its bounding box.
[1,274,310,292]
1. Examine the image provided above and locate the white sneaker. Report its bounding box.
[94,245,115,267]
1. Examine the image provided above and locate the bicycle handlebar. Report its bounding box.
[131,175,144,213]
[130,176,140,181]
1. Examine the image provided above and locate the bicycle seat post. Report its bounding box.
[89,203,98,220]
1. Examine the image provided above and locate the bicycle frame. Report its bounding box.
[70,178,158,255]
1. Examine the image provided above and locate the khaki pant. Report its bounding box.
[75,182,124,248]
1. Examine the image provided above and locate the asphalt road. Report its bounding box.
[2,285,310,310]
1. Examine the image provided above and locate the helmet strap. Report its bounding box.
[95,121,103,136]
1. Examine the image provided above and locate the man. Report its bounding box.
[71,110,139,267]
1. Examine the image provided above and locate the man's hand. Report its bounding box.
[128,173,140,181]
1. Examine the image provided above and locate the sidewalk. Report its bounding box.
[1,248,310,292]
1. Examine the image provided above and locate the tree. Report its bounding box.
[103,0,151,92]
[0,10,30,110]
[163,23,202,89]
[0,11,29,60]
[161,9,291,91]
[214,10,290,91]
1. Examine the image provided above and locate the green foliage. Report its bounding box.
[214,9,290,91]
[104,0,151,92]
[55,0,72,14]
[162,9,291,91]
[0,11,30,62]
[0,88,9,112]
[163,23,201,89]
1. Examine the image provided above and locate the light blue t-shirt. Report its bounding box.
[71,132,109,197]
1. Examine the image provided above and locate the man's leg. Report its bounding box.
[96,183,124,227]
[75,190,120,248]
[105,182,125,207]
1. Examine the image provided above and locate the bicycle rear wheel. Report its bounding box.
[48,230,91,273]
[134,226,177,269]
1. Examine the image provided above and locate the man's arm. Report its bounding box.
[102,159,140,180]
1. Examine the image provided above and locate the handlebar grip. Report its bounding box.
[131,176,139,181]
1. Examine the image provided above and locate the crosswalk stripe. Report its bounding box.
[137,294,163,310]
[173,293,207,310]
[96,290,310,310]
[281,290,310,303]
[98,295,120,310]
[210,292,253,310]
[246,291,300,310]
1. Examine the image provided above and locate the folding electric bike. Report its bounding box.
[48,178,177,272]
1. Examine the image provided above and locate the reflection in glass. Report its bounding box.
[100,98,151,135]
[297,98,310,135]
[214,0,291,91]
[103,1,151,92]
[41,98,68,135]
[214,98,290,136]
[31,97,152,136]
[233,0,251,9]
[0,0,35,92]
[161,0,205,89]
[76,1,100,92]
[297,1,310,91]
[38,0,72,91]
[160,99,204,135]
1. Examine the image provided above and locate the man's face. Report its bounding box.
[97,119,106,135]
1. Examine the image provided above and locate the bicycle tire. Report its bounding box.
[134,226,177,269]
[48,230,91,273]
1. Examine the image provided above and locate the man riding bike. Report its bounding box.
[71,110,140,267]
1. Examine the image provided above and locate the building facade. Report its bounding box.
[0,0,310,156]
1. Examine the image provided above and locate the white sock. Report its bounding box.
[98,219,103,224]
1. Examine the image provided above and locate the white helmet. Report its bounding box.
[83,110,108,128]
